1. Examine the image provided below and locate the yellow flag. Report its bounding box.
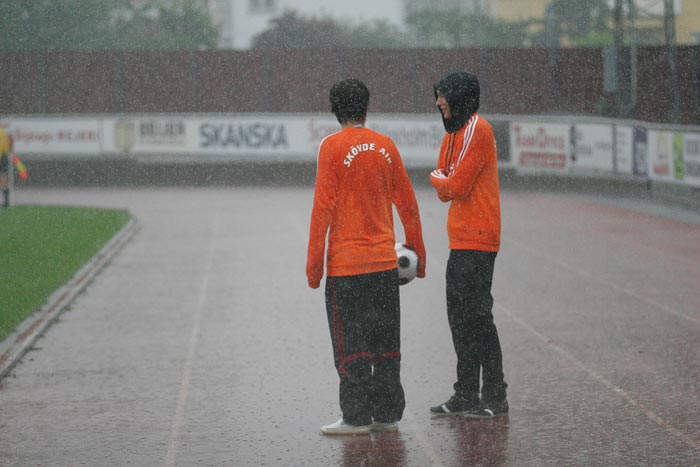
[12,153,28,181]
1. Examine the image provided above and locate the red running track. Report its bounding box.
[1,187,699,466]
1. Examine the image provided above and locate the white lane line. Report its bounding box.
[164,217,219,467]
[497,302,700,452]
[404,410,448,467]
[505,236,700,327]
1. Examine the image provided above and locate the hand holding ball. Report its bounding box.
[395,243,418,285]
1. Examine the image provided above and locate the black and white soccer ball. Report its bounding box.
[395,243,418,286]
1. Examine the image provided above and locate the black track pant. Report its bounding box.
[446,249,507,403]
[325,268,405,426]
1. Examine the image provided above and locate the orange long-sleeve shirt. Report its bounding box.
[306,126,426,288]
[429,114,501,252]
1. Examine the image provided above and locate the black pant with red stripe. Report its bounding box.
[325,268,405,426]
[446,249,507,404]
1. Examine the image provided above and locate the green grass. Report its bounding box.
[0,206,130,342]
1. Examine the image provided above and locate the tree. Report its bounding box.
[347,19,408,49]
[252,10,408,49]
[111,1,219,50]
[253,8,524,50]
[0,0,125,50]
[405,8,527,48]
[405,8,466,48]
[252,10,349,49]
[545,0,611,46]
[0,0,219,51]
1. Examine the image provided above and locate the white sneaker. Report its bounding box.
[320,418,371,435]
[371,421,398,432]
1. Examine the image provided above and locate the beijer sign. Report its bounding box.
[200,122,289,149]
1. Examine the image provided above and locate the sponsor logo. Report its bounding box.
[684,136,700,178]
[7,128,53,145]
[10,127,100,146]
[573,129,612,159]
[56,129,99,142]
[138,120,186,145]
[372,124,443,148]
[685,138,700,157]
[200,122,289,149]
[633,127,648,176]
[673,134,684,180]
[653,133,670,176]
[513,125,566,151]
[114,119,135,153]
[519,152,566,169]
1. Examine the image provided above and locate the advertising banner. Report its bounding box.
[648,131,674,181]
[510,122,570,173]
[3,115,698,182]
[4,114,444,166]
[615,125,634,175]
[572,124,614,172]
[672,133,685,182]
[367,118,444,165]
[632,127,648,176]
[680,133,700,187]
[2,118,102,155]
[102,115,330,161]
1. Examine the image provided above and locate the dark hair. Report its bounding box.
[330,79,369,124]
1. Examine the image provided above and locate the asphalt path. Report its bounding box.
[1,186,699,467]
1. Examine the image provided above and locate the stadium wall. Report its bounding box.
[2,47,700,125]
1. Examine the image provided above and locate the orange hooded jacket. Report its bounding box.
[430,114,501,252]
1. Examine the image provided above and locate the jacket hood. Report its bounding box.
[434,72,480,133]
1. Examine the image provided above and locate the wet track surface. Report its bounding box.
[1,187,700,466]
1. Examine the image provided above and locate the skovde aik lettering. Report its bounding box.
[343,142,392,167]
[200,123,289,148]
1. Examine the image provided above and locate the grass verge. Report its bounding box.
[0,206,130,342]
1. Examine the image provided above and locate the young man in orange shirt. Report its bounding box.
[429,71,508,418]
[306,79,426,435]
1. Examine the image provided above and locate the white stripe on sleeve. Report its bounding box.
[455,115,478,168]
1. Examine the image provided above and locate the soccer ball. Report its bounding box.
[395,243,418,286]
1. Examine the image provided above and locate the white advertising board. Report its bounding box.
[632,127,648,176]
[648,130,674,181]
[5,114,445,166]
[615,126,634,174]
[572,123,614,172]
[671,133,686,184]
[367,118,444,164]
[648,130,700,186]
[4,115,699,189]
[3,118,102,154]
[678,133,700,187]
[101,115,332,161]
[510,122,570,173]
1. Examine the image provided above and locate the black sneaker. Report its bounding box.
[430,395,481,416]
[466,399,509,418]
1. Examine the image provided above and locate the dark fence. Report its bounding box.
[1,47,699,124]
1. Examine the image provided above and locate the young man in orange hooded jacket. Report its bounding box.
[307,79,426,435]
[429,71,509,418]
